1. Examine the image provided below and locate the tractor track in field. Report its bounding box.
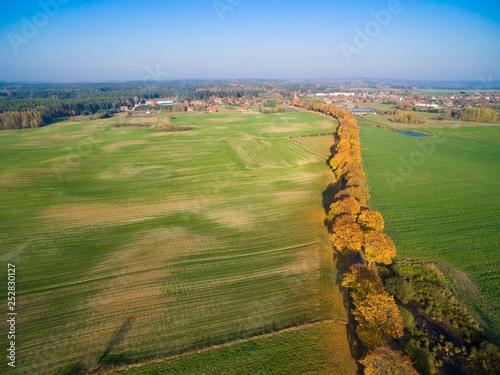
[18,241,320,296]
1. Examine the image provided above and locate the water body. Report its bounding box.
[397,130,432,138]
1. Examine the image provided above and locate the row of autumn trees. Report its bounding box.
[294,99,419,374]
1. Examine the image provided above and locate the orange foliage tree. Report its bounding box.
[329,151,353,179]
[328,196,361,221]
[335,139,352,154]
[331,215,364,254]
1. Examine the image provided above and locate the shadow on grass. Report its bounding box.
[98,317,136,365]
[63,316,138,375]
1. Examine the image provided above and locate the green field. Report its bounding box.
[357,115,500,339]
[111,321,353,375]
[0,110,356,374]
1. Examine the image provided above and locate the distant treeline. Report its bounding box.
[454,107,498,122]
[385,107,498,123]
[433,107,499,122]
[0,82,293,129]
[389,110,428,124]
[0,110,44,129]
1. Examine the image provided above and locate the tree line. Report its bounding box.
[294,98,418,374]
[295,99,500,374]
[454,108,497,122]
[389,110,428,124]
[435,107,498,122]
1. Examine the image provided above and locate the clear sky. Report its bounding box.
[0,0,499,82]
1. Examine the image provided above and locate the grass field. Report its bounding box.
[111,321,353,375]
[0,109,356,374]
[357,114,500,339]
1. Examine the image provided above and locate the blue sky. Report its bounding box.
[0,0,499,82]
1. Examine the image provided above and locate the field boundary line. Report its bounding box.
[93,319,344,375]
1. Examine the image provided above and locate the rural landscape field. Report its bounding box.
[1,1,500,373]
[1,88,499,374]
[0,109,358,374]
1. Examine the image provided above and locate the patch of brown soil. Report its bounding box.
[81,228,214,366]
[41,197,218,229]
[102,140,148,152]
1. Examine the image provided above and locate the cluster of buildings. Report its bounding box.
[306,90,500,110]
[124,96,267,114]
[122,90,499,115]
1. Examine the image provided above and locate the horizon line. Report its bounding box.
[1,77,500,87]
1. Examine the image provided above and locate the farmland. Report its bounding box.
[357,115,500,339]
[0,110,356,374]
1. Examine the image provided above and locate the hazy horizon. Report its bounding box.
[1,0,499,82]
[2,77,500,87]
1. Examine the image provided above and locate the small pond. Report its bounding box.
[397,130,433,138]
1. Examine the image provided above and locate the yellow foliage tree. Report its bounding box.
[329,151,353,179]
[363,232,396,266]
[357,209,384,231]
[335,139,351,154]
[361,347,419,375]
[341,264,383,302]
[346,185,371,204]
[354,292,405,348]
[348,142,362,162]
[331,215,364,254]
